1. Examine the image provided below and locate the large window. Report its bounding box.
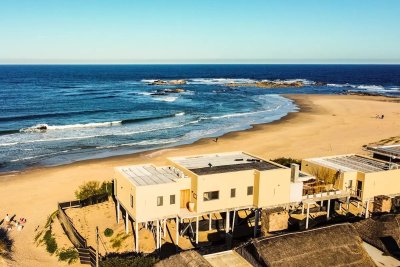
[231,188,236,198]
[170,194,176,205]
[130,194,134,208]
[203,191,219,201]
[247,186,253,196]
[157,196,163,206]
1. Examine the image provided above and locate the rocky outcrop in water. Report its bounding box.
[226,80,304,88]
[149,79,187,85]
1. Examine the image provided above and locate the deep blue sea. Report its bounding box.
[1,64,399,173]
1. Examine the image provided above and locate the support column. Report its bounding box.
[117,200,120,224]
[135,221,139,252]
[156,220,160,249]
[339,203,342,212]
[175,216,179,247]
[125,209,129,234]
[301,204,305,215]
[232,210,237,234]
[195,216,199,244]
[365,200,370,218]
[254,209,259,237]
[305,203,310,229]
[346,196,350,212]
[163,219,166,238]
[327,199,331,219]
[209,213,212,231]
[225,210,230,233]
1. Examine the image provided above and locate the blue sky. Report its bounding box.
[0,0,399,63]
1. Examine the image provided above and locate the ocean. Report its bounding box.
[1,64,399,173]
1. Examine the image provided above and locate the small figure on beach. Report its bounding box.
[375,114,385,119]
[4,213,10,223]
[214,137,219,143]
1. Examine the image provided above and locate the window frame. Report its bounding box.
[157,196,163,206]
[130,194,134,208]
[247,186,254,196]
[203,191,219,201]
[231,188,236,198]
[170,194,176,205]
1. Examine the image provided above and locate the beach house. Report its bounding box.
[114,151,307,251]
[302,154,400,217]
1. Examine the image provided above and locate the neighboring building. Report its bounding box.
[366,144,400,163]
[114,151,309,251]
[302,154,400,217]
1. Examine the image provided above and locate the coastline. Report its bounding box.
[1,93,400,266]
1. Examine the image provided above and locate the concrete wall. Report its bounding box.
[195,170,255,213]
[115,168,191,222]
[362,169,400,201]
[290,181,304,203]
[256,168,292,208]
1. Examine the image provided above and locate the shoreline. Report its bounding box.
[0,93,397,179]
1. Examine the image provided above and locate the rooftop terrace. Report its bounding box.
[169,152,283,175]
[367,144,400,158]
[117,164,182,186]
[307,154,397,173]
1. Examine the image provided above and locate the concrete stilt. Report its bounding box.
[117,200,120,223]
[225,210,230,233]
[195,216,199,244]
[232,210,236,234]
[339,203,342,212]
[175,216,179,246]
[254,209,259,237]
[357,201,360,208]
[156,220,160,249]
[305,203,310,229]
[301,204,304,215]
[163,219,166,238]
[365,200,370,218]
[327,199,331,219]
[209,213,212,231]
[346,197,350,212]
[125,209,129,234]
[135,221,139,252]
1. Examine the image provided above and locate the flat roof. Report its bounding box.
[367,144,400,158]
[305,154,396,173]
[117,164,181,186]
[169,152,283,175]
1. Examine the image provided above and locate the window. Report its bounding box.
[203,191,219,201]
[231,188,236,198]
[170,194,176,205]
[130,194,134,208]
[157,196,163,206]
[247,186,253,196]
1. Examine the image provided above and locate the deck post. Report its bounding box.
[305,203,310,229]
[327,199,331,219]
[156,220,160,249]
[195,216,199,244]
[365,200,370,218]
[209,213,212,231]
[225,210,230,233]
[125,209,129,234]
[232,210,237,234]
[116,200,120,223]
[175,216,179,246]
[254,209,259,237]
[163,219,166,238]
[135,221,139,252]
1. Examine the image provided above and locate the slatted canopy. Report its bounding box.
[308,154,396,173]
[367,144,400,158]
[117,164,180,186]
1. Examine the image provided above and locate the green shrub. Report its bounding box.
[104,228,114,237]
[100,252,159,267]
[58,247,79,264]
[75,180,113,200]
[43,229,58,254]
[271,157,302,168]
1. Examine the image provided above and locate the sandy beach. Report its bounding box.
[1,94,399,266]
